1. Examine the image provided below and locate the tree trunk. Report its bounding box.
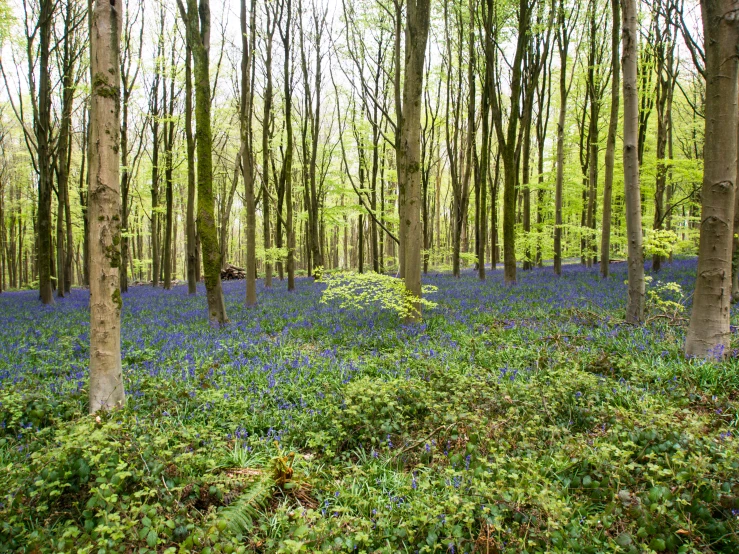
[177,0,228,324]
[586,99,599,269]
[79,112,90,287]
[242,0,257,306]
[37,0,54,305]
[185,44,197,295]
[163,42,177,290]
[685,0,739,359]
[733,114,739,300]
[150,13,163,288]
[394,0,406,279]
[522,122,532,270]
[651,4,676,273]
[600,0,620,278]
[279,0,295,291]
[262,11,275,288]
[401,0,431,321]
[119,0,142,295]
[88,0,124,413]
[0,185,5,293]
[56,172,66,297]
[553,0,572,277]
[622,0,645,324]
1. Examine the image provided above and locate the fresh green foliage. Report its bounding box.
[0,0,13,45]
[645,276,687,318]
[645,229,679,259]
[320,271,438,318]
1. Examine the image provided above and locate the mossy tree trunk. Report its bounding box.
[177,0,228,325]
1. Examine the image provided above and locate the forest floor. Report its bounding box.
[1,258,738,553]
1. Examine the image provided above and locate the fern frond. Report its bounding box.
[216,475,273,536]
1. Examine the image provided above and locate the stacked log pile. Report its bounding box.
[221,264,246,280]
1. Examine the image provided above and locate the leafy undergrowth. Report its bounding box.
[1,258,738,553]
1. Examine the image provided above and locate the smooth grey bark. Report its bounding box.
[401,0,431,321]
[685,0,739,358]
[622,0,645,324]
[88,0,124,413]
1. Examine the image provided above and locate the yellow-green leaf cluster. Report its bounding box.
[320,272,437,319]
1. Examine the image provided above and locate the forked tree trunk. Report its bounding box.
[88,0,124,413]
[685,0,739,359]
[401,0,431,321]
[622,0,645,324]
[600,0,620,278]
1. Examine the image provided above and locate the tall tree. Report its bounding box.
[88,0,124,413]
[298,0,327,275]
[149,9,164,287]
[599,0,620,278]
[684,0,739,359]
[278,0,296,291]
[553,0,579,276]
[162,36,178,290]
[400,0,431,319]
[583,0,608,268]
[443,0,471,279]
[622,0,645,324]
[36,0,55,303]
[651,0,677,272]
[520,2,552,271]
[185,41,197,294]
[177,0,228,324]
[478,0,494,280]
[53,0,85,297]
[119,0,144,294]
[262,2,277,288]
[489,0,541,284]
[242,0,257,306]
